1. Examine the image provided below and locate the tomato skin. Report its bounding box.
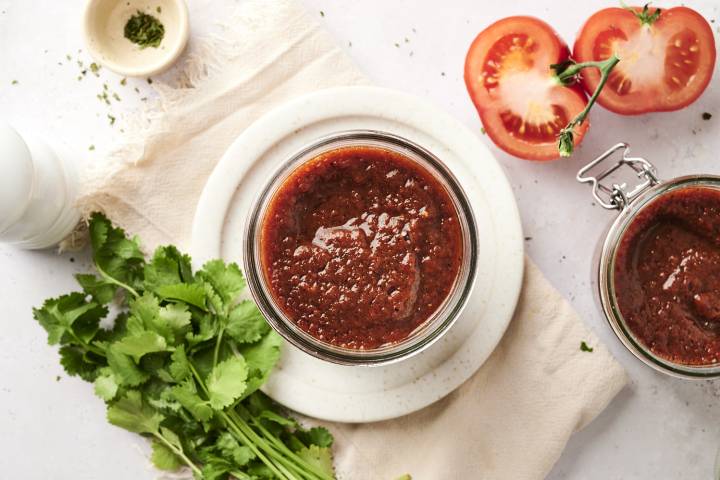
[465,16,589,161]
[574,6,716,115]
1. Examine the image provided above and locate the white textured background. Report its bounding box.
[1,0,719,478]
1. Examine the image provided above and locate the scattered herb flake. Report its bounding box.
[480,127,486,135]
[394,42,400,48]
[113,92,121,102]
[156,6,161,13]
[134,87,140,93]
[147,77,153,84]
[89,145,95,151]
[11,79,18,85]
[107,114,116,126]
[320,10,325,17]
[702,112,712,120]
[90,62,101,75]
[580,341,594,352]
[120,78,127,86]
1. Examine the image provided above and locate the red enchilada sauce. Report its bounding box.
[260,146,463,349]
[614,187,720,365]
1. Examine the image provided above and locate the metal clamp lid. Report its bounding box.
[577,143,660,210]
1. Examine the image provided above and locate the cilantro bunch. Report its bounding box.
[33,213,335,480]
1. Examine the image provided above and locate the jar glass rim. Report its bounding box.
[599,175,720,378]
[243,130,479,366]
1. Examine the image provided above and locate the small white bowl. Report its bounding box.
[83,0,189,77]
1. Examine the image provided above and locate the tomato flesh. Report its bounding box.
[465,17,588,161]
[574,6,715,114]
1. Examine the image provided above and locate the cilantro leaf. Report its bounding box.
[155,283,207,309]
[297,426,334,448]
[89,212,145,295]
[258,410,297,427]
[144,246,193,289]
[76,274,116,304]
[113,331,167,362]
[168,344,190,382]
[107,390,162,434]
[58,345,103,381]
[94,369,120,401]
[158,303,192,337]
[227,300,270,344]
[237,330,282,398]
[185,312,217,347]
[107,345,149,386]
[199,456,234,480]
[206,355,248,410]
[216,432,255,467]
[170,379,213,422]
[297,445,335,478]
[150,439,182,471]
[197,260,246,307]
[33,293,105,345]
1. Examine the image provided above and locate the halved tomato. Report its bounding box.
[464,16,589,161]
[574,6,716,115]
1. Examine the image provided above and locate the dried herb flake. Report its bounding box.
[124,11,165,49]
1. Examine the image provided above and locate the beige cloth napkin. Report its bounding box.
[78,1,628,478]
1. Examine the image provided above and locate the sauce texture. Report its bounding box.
[260,146,463,349]
[614,186,720,365]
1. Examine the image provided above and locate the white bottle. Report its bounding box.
[0,123,80,249]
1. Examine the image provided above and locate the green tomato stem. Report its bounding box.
[556,54,620,157]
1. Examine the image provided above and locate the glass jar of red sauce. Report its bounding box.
[580,143,720,378]
[244,130,478,365]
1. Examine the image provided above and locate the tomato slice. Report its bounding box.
[574,6,716,115]
[464,16,588,161]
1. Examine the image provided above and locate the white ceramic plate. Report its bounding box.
[191,86,524,422]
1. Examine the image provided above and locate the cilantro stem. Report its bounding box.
[151,431,202,476]
[212,326,224,369]
[555,54,620,157]
[68,330,105,357]
[227,409,317,480]
[95,263,140,298]
[187,361,296,480]
[237,405,334,480]
[221,411,296,480]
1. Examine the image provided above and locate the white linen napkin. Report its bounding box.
[78,1,628,478]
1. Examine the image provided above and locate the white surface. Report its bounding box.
[1,0,719,478]
[191,86,524,422]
